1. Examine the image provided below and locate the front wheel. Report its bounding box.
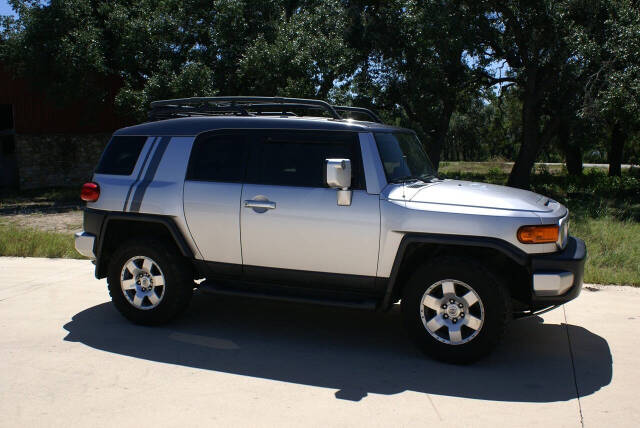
[401,257,510,363]
[107,239,194,325]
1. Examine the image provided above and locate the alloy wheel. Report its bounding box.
[419,279,485,345]
[120,256,166,310]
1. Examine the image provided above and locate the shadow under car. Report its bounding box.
[63,292,612,402]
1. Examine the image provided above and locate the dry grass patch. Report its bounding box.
[0,222,84,259]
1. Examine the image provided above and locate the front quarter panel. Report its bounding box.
[377,197,557,277]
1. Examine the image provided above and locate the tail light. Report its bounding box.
[517,225,559,244]
[81,182,100,202]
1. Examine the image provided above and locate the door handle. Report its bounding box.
[244,199,276,210]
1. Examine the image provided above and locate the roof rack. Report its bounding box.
[334,106,382,123]
[148,96,382,123]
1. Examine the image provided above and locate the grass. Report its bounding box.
[439,161,575,175]
[0,222,84,259]
[571,218,640,285]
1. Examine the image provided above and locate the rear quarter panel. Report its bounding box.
[89,136,202,259]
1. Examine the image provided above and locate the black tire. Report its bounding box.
[107,239,193,325]
[401,256,510,364]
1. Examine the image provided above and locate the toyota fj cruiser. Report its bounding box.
[75,96,586,363]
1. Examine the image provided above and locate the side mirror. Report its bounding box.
[325,158,352,206]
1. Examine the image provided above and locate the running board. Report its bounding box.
[197,281,378,310]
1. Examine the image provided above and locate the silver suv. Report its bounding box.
[75,96,586,363]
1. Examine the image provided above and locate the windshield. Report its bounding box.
[374,132,437,182]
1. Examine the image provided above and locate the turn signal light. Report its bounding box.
[81,182,100,202]
[517,225,559,244]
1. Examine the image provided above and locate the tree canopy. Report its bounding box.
[1,0,638,187]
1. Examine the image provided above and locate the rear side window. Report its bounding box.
[246,131,364,189]
[95,136,147,175]
[186,133,249,182]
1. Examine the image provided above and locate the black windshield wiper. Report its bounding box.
[389,173,440,184]
[388,175,423,184]
[418,174,439,182]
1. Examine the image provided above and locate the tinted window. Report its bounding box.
[186,133,248,182]
[247,132,364,188]
[95,136,147,175]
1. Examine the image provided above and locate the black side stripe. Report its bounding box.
[123,137,157,211]
[129,136,171,213]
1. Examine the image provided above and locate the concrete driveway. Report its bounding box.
[0,257,636,427]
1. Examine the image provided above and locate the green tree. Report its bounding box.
[1,1,335,119]
[236,0,356,99]
[446,88,523,162]
[2,0,639,178]
[341,0,481,169]
[466,0,613,187]
[578,0,640,176]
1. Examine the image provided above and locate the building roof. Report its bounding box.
[114,115,410,137]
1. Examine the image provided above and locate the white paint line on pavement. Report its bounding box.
[564,305,585,428]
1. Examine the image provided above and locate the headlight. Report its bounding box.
[517,225,559,244]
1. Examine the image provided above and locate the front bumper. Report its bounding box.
[74,231,96,259]
[529,236,587,307]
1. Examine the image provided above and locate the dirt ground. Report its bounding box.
[0,187,83,234]
[0,210,83,233]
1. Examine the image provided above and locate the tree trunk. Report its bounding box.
[565,145,583,176]
[558,125,583,175]
[609,123,625,177]
[508,90,539,189]
[317,71,336,100]
[427,102,455,170]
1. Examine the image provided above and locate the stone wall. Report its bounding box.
[15,134,111,189]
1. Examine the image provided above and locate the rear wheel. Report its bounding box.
[107,239,193,325]
[401,257,510,363]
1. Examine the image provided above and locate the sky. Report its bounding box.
[0,0,16,17]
